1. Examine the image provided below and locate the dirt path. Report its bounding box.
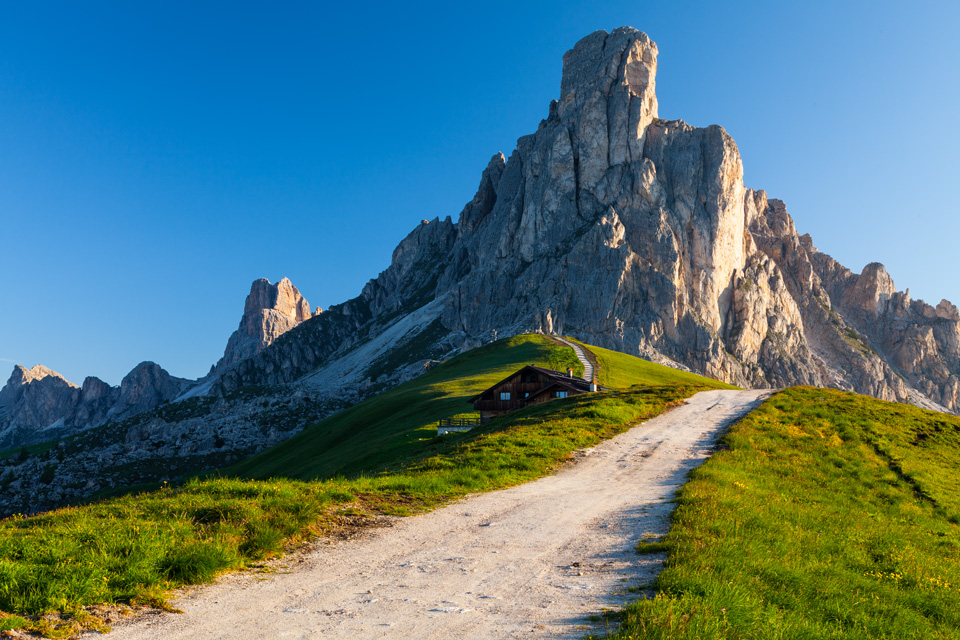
[96,389,770,640]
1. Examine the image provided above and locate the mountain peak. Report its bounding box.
[8,364,76,388]
[0,364,81,437]
[244,277,312,322]
[217,277,314,371]
[559,27,657,118]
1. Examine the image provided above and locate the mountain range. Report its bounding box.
[2,26,957,515]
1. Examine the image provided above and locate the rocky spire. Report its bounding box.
[557,27,659,183]
[216,277,314,371]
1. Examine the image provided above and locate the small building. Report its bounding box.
[468,365,603,423]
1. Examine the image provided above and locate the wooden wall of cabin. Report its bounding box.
[473,369,581,418]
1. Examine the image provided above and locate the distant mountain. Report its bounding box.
[0,360,189,449]
[0,277,314,448]
[3,26,958,515]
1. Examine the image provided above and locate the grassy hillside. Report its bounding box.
[575,339,739,391]
[596,387,960,640]
[229,334,729,481]
[0,334,722,637]
[227,334,582,480]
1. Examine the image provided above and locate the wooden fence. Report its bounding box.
[437,416,481,435]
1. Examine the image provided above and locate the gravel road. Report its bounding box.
[94,389,770,640]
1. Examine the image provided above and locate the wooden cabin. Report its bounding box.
[468,365,602,422]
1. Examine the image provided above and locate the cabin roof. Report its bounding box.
[467,364,602,403]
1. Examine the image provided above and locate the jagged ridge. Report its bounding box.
[215,26,959,412]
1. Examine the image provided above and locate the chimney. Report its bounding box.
[567,367,574,378]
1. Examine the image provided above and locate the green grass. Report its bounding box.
[230,334,730,481]
[593,387,960,640]
[0,334,718,637]
[571,339,739,390]
[227,334,585,480]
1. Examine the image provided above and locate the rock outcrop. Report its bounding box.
[216,278,314,372]
[0,360,189,448]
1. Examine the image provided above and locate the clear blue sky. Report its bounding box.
[1,1,957,385]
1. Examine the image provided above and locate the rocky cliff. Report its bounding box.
[216,277,314,372]
[212,26,959,413]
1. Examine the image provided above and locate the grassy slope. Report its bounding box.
[577,339,739,391]
[596,387,960,640]
[0,335,724,637]
[228,334,584,480]
[229,334,728,481]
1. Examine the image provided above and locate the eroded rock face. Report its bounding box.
[426,28,773,385]
[0,365,79,432]
[109,362,189,420]
[220,26,955,413]
[216,278,314,372]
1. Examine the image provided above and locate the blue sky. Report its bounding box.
[1,1,957,385]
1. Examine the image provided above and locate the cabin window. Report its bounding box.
[500,392,511,401]
[554,391,568,398]
[524,392,530,398]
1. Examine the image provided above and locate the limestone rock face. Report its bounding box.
[216,277,314,371]
[0,365,79,432]
[108,362,189,420]
[211,27,960,415]
[428,28,769,384]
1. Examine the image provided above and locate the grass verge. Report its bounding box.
[591,387,960,640]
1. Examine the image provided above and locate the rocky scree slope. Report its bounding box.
[213,27,960,413]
